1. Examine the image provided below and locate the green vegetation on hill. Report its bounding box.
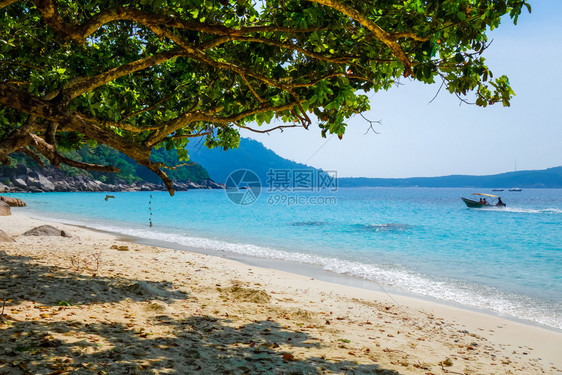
[4,145,210,185]
[64,145,210,184]
[338,167,562,188]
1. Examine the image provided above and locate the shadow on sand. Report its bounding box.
[0,250,400,374]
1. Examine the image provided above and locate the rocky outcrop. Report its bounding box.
[22,225,72,237]
[1,196,27,207]
[0,201,11,216]
[0,164,225,193]
[27,174,55,192]
[0,229,14,242]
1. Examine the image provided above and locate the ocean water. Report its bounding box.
[6,188,562,330]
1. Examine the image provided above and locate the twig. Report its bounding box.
[360,113,382,135]
[91,250,103,273]
[428,79,445,104]
[70,254,82,272]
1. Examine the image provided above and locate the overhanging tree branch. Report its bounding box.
[234,123,299,134]
[32,0,330,45]
[0,115,41,164]
[305,0,413,76]
[63,50,183,101]
[0,83,175,194]
[16,147,45,167]
[0,0,19,9]
[29,133,120,172]
[1,1,526,196]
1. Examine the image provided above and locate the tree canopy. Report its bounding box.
[0,0,529,194]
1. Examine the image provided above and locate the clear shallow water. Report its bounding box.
[7,188,562,329]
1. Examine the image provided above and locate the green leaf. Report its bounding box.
[0,0,522,193]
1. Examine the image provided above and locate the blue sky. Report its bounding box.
[243,1,562,178]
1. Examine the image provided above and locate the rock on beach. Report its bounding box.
[22,225,72,238]
[0,201,10,216]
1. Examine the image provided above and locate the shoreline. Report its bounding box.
[1,212,561,373]
[132,234,562,335]
[16,208,562,334]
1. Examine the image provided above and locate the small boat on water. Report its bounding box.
[461,193,506,208]
[492,189,504,192]
[509,187,522,192]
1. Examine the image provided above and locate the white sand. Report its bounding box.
[1,212,560,374]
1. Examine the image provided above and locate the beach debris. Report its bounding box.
[69,254,84,272]
[413,362,430,370]
[124,281,169,298]
[110,244,130,251]
[22,225,71,237]
[282,353,295,362]
[0,298,6,317]
[0,229,14,242]
[218,286,270,303]
[0,196,26,207]
[439,358,453,367]
[0,201,11,216]
[39,334,63,348]
[145,300,171,313]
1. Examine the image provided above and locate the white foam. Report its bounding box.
[501,207,562,214]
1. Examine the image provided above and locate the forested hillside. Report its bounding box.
[338,167,562,188]
[62,145,210,184]
[0,145,217,192]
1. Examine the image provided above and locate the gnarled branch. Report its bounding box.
[234,123,299,134]
[145,101,299,147]
[32,0,329,44]
[16,147,45,167]
[0,0,20,9]
[29,133,120,172]
[0,83,175,194]
[305,0,413,76]
[63,50,182,101]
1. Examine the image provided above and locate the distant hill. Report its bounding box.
[187,138,320,185]
[187,138,562,188]
[338,167,562,189]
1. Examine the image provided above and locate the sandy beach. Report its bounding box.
[1,212,561,374]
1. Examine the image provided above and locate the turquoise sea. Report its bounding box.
[7,187,562,330]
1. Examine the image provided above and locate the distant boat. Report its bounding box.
[509,187,522,192]
[492,189,504,192]
[461,193,506,208]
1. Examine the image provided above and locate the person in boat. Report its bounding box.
[479,198,484,204]
[496,197,505,207]
[482,198,488,205]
